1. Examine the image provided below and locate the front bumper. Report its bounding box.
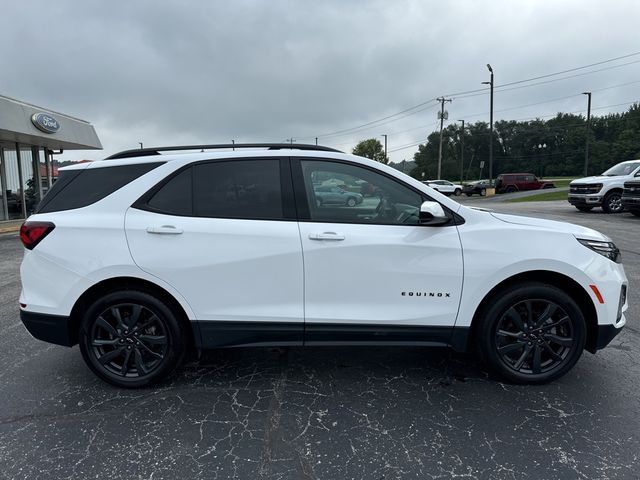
[621,195,640,209]
[20,310,75,347]
[593,324,624,351]
[568,194,602,207]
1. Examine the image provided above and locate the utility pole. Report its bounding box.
[457,120,465,183]
[482,64,494,185]
[286,138,295,145]
[582,92,592,176]
[315,137,318,146]
[138,142,143,149]
[231,139,235,151]
[381,134,388,162]
[436,97,452,180]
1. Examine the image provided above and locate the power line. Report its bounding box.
[300,51,640,142]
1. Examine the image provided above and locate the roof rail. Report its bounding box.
[105,143,342,160]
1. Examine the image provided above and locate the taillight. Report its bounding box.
[20,222,55,250]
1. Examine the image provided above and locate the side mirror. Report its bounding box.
[419,201,450,226]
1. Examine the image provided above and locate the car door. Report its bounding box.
[293,158,464,344]
[125,157,304,347]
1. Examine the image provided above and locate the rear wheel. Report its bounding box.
[477,282,586,384]
[454,188,462,196]
[79,290,187,388]
[602,191,623,213]
[575,206,593,212]
[505,186,517,193]
[346,197,357,207]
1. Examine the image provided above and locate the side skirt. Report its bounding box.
[193,321,470,352]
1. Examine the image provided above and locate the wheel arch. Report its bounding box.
[68,276,199,350]
[465,270,599,354]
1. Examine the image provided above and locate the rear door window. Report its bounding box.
[140,159,285,220]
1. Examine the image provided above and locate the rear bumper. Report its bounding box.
[20,310,75,347]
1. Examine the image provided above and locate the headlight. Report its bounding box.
[577,238,621,263]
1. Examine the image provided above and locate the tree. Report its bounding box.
[353,138,388,164]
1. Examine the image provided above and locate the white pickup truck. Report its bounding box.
[568,159,640,213]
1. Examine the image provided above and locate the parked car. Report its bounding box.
[621,180,640,216]
[423,180,463,196]
[462,179,492,197]
[496,173,555,193]
[314,185,363,206]
[569,160,640,213]
[19,143,627,387]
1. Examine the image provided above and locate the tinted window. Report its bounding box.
[301,160,423,225]
[193,160,283,219]
[37,162,163,213]
[147,167,193,216]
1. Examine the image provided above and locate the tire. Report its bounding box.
[454,188,462,196]
[480,188,487,197]
[505,186,517,193]
[476,282,586,384]
[602,191,624,213]
[346,197,357,207]
[79,290,188,388]
[465,192,472,197]
[575,206,593,212]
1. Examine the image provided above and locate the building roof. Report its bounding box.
[0,94,102,151]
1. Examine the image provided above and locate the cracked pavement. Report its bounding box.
[0,201,638,479]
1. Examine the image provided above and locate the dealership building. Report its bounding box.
[0,94,102,221]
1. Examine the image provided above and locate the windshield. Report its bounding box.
[601,161,640,176]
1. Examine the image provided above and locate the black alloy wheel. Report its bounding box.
[602,191,623,213]
[478,282,586,384]
[80,290,187,387]
[494,300,573,375]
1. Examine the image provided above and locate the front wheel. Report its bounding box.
[477,282,586,384]
[346,197,357,207]
[79,290,187,388]
[602,191,624,213]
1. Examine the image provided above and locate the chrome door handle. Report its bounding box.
[146,225,183,235]
[308,232,345,241]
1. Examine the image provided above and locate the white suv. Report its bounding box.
[19,143,628,387]
[569,159,640,213]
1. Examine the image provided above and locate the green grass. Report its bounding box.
[544,177,578,189]
[508,190,569,203]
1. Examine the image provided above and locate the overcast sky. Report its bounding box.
[2,0,639,163]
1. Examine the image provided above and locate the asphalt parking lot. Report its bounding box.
[1,200,638,480]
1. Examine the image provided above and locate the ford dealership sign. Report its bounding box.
[31,113,60,134]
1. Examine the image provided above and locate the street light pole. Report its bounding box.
[231,139,235,151]
[138,142,143,149]
[436,97,452,180]
[457,120,465,183]
[381,134,388,162]
[481,64,494,185]
[582,92,592,176]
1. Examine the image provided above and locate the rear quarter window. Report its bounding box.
[37,162,163,213]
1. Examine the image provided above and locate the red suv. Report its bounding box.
[496,173,555,193]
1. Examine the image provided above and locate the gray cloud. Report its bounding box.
[2,0,639,162]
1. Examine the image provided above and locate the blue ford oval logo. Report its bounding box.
[31,113,60,134]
